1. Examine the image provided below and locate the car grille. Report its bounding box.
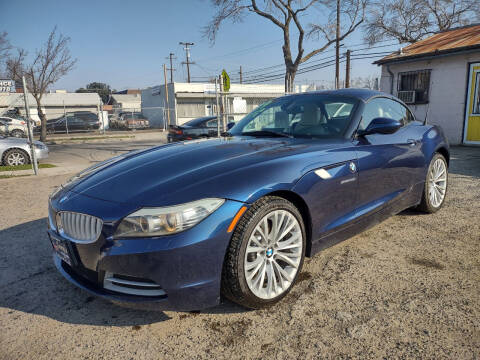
[104,272,166,297]
[57,211,103,243]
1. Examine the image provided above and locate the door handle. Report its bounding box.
[407,139,418,146]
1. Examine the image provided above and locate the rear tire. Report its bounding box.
[417,153,448,213]
[3,148,30,166]
[222,196,306,309]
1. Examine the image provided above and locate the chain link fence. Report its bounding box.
[1,84,302,138]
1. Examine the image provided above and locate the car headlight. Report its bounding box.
[114,198,225,238]
[34,143,47,150]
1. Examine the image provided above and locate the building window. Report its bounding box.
[397,70,431,104]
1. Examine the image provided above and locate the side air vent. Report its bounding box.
[103,272,166,297]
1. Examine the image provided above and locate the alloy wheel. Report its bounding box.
[244,209,303,299]
[428,158,447,208]
[6,151,27,166]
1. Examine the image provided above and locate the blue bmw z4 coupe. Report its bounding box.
[48,89,449,311]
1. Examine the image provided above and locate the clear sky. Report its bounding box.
[1,0,400,91]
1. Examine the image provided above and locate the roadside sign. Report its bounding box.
[0,80,15,93]
[222,70,230,92]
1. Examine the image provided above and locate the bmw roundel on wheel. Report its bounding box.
[48,89,449,311]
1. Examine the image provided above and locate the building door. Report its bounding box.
[464,63,480,144]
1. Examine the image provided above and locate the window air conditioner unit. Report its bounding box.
[397,91,416,104]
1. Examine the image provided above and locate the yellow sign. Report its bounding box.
[222,70,230,92]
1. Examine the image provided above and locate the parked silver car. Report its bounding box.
[0,136,49,166]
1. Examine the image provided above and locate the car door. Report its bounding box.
[54,118,67,132]
[0,119,8,135]
[354,97,424,215]
[67,116,83,131]
[0,117,12,133]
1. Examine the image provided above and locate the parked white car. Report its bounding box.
[0,116,35,138]
[0,135,49,166]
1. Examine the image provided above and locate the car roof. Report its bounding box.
[285,88,388,102]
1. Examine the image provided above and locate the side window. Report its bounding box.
[0,117,11,123]
[206,119,218,128]
[359,99,382,130]
[394,102,415,125]
[360,98,410,130]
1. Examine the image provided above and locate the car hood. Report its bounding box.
[65,136,354,206]
[0,137,28,145]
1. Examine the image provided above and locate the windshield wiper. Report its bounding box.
[240,130,292,138]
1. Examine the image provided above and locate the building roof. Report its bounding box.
[0,92,101,107]
[114,89,141,95]
[110,94,141,104]
[375,23,480,65]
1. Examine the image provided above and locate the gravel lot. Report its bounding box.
[0,146,479,359]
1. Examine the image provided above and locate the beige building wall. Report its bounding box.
[379,52,480,144]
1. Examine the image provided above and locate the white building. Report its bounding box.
[0,92,102,123]
[142,82,310,128]
[375,24,480,145]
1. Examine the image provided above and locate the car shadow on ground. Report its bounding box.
[0,218,172,326]
[0,218,248,326]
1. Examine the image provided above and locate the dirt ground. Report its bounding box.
[0,146,479,360]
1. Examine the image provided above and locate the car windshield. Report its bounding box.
[229,94,358,139]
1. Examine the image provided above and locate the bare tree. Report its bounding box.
[6,27,76,142]
[350,75,378,89]
[0,32,12,76]
[365,0,480,44]
[205,0,367,92]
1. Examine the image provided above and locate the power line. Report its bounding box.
[243,52,393,84]
[191,43,396,84]
[237,40,397,77]
[194,39,282,63]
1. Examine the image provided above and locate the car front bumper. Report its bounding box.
[49,196,245,311]
[35,147,49,161]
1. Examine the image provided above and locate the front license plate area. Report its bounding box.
[50,234,72,266]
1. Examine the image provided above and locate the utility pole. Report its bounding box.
[239,66,243,84]
[219,74,226,132]
[345,50,351,88]
[167,53,176,83]
[21,76,38,175]
[179,42,194,83]
[335,0,340,89]
[215,77,221,137]
[163,64,171,126]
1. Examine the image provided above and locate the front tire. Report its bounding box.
[222,196,306,309]
[3,148,30,166]
[417,153,448,213]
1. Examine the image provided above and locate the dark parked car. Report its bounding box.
[47,89,449,311]
[40,113,100,134]
[168,116,219,142]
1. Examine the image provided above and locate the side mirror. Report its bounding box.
[358,117,402,136]
[226,122,235,130]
